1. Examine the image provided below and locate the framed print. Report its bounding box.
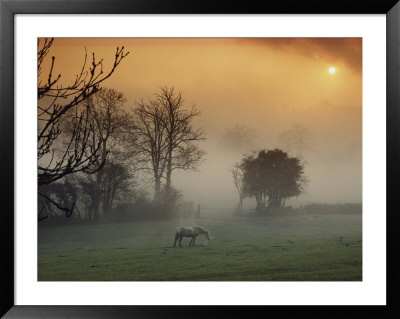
[1,0,399,318]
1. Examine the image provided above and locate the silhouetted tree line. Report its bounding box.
[38,39,206,223]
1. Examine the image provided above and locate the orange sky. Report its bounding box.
[39,38,362,207]
[39,37,362,136]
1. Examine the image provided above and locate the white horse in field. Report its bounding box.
[173,226,211,248]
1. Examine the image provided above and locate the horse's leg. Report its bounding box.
[173,232,179,248]
[193,236,196,246]
[179,236,183,248]
[189,238,193,247]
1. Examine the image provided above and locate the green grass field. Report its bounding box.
[38,214,362,281]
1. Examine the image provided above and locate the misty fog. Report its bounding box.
[172,102,361,213]
[38,38,362,215]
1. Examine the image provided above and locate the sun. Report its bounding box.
[329,67,336,74]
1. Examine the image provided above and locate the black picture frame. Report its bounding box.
[1,0,399,318]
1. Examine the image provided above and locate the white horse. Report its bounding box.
[173,226,211,247]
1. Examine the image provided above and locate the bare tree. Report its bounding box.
[131,98,169,201]
[87,88,128,162]
[157,87,206,199]
[76,88,130,219]
[278,124,313,157]
[130,86,206,204]
[37,37,129,219]
[220,124,256,153]
[38,177,78,222]
[231,163,246,214]
[101,162,132,215]
[80,159,132,219]
[38,38,129,186]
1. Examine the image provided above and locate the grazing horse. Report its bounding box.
[173,226,211,248]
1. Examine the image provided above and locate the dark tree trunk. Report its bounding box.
[238,195,244,213]
[154,175,161,202]
[89,200,100,220]
[268,193,283,209]
[165,143,173,200]
[255,193,264,211]
[102,192,111,216]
